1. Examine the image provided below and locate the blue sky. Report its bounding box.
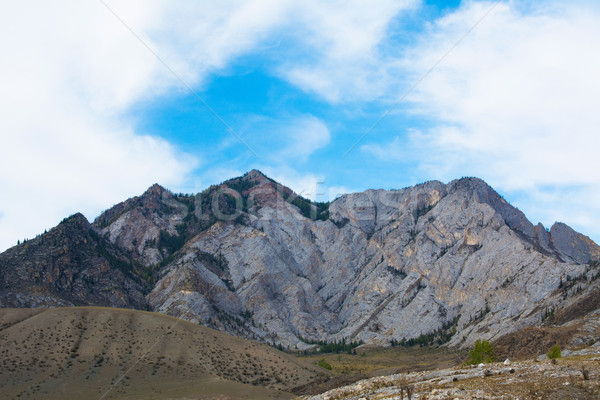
[1,0,600,251]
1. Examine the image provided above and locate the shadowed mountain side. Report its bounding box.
[0,214,147,308]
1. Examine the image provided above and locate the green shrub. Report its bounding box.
[466,339,496,365]
[317,358,332,370]
[547,344,561,359]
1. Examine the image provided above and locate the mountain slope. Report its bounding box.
[0,214,147,308]
[1,170,599,349]
[0,307,325,399]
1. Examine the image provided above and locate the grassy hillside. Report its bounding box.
[0,307,326,399]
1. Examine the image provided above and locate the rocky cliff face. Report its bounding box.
[93,183,189,266]
[1,170,599,349]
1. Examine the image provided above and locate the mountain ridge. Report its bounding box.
[1,170,599,350]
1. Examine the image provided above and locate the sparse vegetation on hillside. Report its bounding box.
[0,307,324,400]
[318,358,333,370]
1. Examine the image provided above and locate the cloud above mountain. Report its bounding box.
[362,1,600,235]
[1,0,599,250]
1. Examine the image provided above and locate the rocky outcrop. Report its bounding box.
[550,222,600,264]
[93,183,190,266]
[300,353,600,400]
[2,170,600,350]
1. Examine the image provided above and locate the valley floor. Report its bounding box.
[300,349,600,400]
[294,345,465,396]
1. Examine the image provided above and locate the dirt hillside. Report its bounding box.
[0,307,326,399]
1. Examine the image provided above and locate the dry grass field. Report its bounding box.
[0,307,327,399]
[293,344,465,395]
[301,345,465,376]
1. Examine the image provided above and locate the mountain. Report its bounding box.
[1,170,599,349]
[0,307,324,399]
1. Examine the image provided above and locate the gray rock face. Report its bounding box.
[2,170,600,350]
[93,184,189,266]
[534,223,553,255]
[550,222,600,264]
[140,172,600,348]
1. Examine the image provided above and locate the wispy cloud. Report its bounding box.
[276,0,418,102]
[223,113,331,163]
[403,1,600,187]
[272,115,331,162]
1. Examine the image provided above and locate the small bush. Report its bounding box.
[547,344,561,360]
[317,358,332,370]
[397,374,414,400]
[466,339,496,365]
[581,366,590,380]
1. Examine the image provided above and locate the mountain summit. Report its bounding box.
[1,172,599,349]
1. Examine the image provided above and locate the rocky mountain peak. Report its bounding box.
[59,212,90,228]
[243,169,270,183]
[222,169,275,193]
[143,183,169,197]
[448,177,536,240]
[550,222,600,264]
[93,183,175,229]
[449,176,490,193]
[218,170,311,214]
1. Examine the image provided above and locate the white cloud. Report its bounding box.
[133,0,417,104]
[362,1,600,240]
[1,0,387,250]
[362,135,411,162]
[277,116,331,161]
[0,1,205,251]
[406,1,600,188]
[277,0,418,102]
[233,114,330,162]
